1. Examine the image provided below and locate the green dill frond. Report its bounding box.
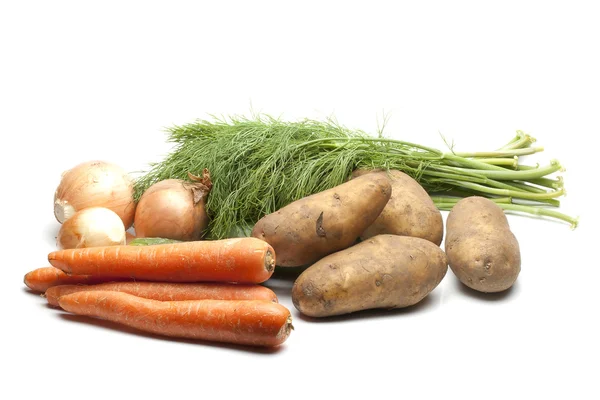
[133,114,575,238]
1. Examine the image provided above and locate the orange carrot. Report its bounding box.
[45,281,278,307]
[48,237,276,284]
[58,291,293,347]
[23,266,129,293]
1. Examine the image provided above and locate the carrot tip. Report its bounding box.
[265,249,276,273]
[277,315,294,345]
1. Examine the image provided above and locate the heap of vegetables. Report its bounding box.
[27,159,293,348]
[24,114,578,349]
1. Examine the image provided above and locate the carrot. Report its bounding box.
[48,237,276,284]
[45,281,278,307]
[58,291,293,347]
[23,266,129,293]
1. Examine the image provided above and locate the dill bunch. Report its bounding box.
[134,114,577,239]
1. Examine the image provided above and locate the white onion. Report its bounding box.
[134,170,212,241]
[54,160,136,228]
[57,207,127,249]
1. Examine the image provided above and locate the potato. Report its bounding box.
[445,196,521,293]
[292,235,448,317]
[352,169,443,245]
[251,173,392,267]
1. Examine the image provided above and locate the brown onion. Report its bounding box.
[57,207,127,249]
[133,169,212,241]
[54,160,136,228]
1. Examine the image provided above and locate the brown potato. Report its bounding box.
[292,235,448,317]
[251,173,392,267]
[352,169,443,245]
[445,196,521,293]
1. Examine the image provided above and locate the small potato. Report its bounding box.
[252,173,392,267]
[292,235,448,317]
[445,196,521,293]
[352,169,443,245]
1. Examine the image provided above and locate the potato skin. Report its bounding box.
[445,196,521,293]
[352,169,443,245]
[251,173,392,267]
[292,235,448,317]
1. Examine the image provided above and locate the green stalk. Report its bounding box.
[431,196,513,204]
[417,164,557,196]
[498,131,536,150]
[493,204,578,228]
[418,169,549,195]
[434,202,578,228]
[446,180,565,201]
[441,153,509,171]
[297,136,444,156]
[515,164,538,170]
[498,132,522,149]
[432,195,560,207]
[475,157,518,168]
[514,198,561,207]
[451,146,544,158]
[503,181,548,194]
[526,176,564,189]
[449,160,563,180]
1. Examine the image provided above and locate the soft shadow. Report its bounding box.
[270,265,310,280]
[262,278,294,301]
[454,278,520,301]
[262,266,307,299]
[23,287,43,296]
[295,293,439,323]
[56,313,286,354]
[43,221,59,248]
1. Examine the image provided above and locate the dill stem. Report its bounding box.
[430,196,513,204]
[449,161,563,180]
[441,154,512,171]
[435,203,579,229]
[296,136,443,156]
[505,181,550,194]
[515,164,539,170]
[475,157,518,167]
[498,131,536,150]
[447,180,564,201]
[435,201,578,229]
[497,204,578,228]
[451,146,544,158]
[416,169,546,194]
[530,176,564,189]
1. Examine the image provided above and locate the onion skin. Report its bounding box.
[134,170,212,241]
[57,207,127,249]
[54,161,136,228]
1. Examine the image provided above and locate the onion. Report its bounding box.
[134,169,212,241]
[54,160,136,228]
[57,207,127,249]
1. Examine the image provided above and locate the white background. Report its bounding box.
[1,1,598,399]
